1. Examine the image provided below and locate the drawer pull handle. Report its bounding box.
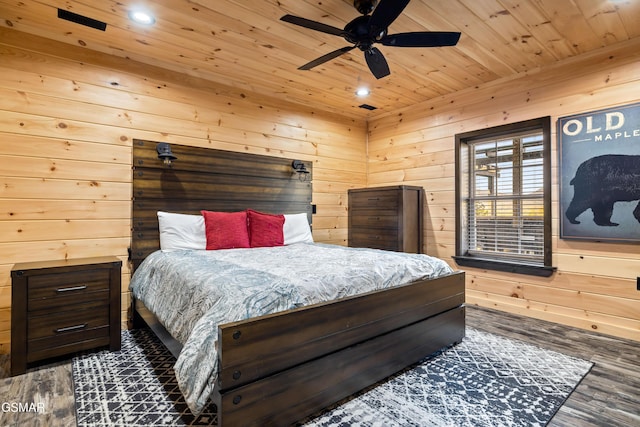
[56,285,87,293]
[55,324,87,333]
[368,217,380,221]
[367,197,380,201]
[369,235,381,240]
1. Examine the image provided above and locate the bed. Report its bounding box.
[128,140,466,426]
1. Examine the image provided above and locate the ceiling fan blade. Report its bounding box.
[280,14,345,37]
[369,0,410,32]
[364,47,390,79]
[381,31,461,47]
[299,46,355,70]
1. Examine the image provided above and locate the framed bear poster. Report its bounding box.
[558,102,640,242]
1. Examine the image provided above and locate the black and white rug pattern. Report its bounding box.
[73,328,217,426]
[73,328,592,427]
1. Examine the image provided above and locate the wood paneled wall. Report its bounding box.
[1,23,638,354]
[368,38,640,342]
[0,27,366,353]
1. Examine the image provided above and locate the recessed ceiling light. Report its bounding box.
[355,87,370,97]
[129,9,155,25]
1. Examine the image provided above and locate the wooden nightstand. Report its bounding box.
[11,256,122,376]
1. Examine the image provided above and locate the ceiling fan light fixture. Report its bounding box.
[354,0,378,15]
[281,0,460,79]
[356,87,370,96]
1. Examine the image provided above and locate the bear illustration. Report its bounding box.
[565,154,640,226]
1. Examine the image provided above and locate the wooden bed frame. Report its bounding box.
[129,139,466,426]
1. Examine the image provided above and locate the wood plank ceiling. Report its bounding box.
[1,0,639,119]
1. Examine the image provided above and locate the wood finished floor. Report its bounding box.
[0,305,638,426]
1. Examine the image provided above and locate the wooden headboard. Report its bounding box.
[130,139,313,270]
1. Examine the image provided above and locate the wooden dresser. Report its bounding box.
[11,256,122,376]
[348,185,424,253]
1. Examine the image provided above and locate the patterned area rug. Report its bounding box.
[72,327,592,427]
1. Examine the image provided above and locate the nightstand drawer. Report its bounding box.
[27,269,110,312]
[28,269,109,296]
[28,302,109,340]
[27,327,110,362]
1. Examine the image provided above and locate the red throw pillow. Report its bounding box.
[247,209,285,248]
[201,210,250,250]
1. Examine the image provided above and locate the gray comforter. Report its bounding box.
[129,243,454,414]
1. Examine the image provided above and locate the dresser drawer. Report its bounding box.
[349,238,398,252]
[350,229,399,250]
[350,214,399,229]
[350,191,399,209]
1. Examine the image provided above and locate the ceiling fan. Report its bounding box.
[280,0,461,79]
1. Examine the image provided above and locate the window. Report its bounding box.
[454,117,555,276]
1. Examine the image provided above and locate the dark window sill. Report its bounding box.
[452,256,556,277]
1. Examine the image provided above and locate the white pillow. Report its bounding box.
[283,213,313,245]
[157,211,206,251]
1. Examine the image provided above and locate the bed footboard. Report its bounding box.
[214,270,465,426]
